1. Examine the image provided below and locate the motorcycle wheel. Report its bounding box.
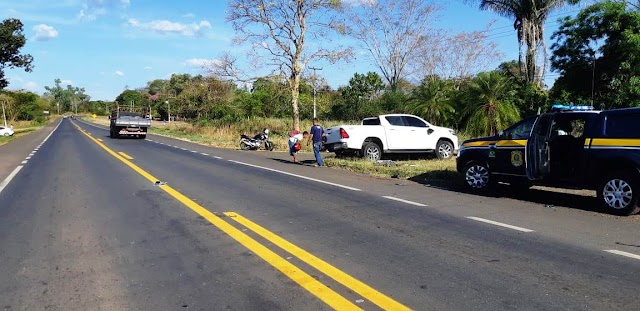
[265,141,274,151]
[240,141,250,150]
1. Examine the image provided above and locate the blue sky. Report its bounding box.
[2,0,591,101]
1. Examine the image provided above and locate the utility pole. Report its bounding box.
[2,100,7,128]
[591,52,596,107]
[309,66,322,119]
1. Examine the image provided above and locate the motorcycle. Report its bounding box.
[240,128,274,151]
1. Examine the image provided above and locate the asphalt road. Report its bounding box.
[0,118,638,311]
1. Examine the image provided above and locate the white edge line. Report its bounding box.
[213,156,223,159]
[190,150,197,153]
[21,161,28,164]
[604,250,640,260]
[25,157,31,160]
[228,160,361,191]
[0,166,23,194]
[466,216,534,233]
[382,196,427,207]
[200,153,209,156]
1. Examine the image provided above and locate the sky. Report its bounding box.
[2,0,595,101]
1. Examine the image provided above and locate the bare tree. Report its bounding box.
[417,27,503,80]
[345,0,439,91]
[214,0,351,130]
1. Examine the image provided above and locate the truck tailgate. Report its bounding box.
[115,116,151,127]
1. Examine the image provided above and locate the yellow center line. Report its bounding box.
[72,122,362,310]
[225,212,411,311]
[118,152,134,160]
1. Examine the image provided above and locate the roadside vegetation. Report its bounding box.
[0,120,50,146]
[4,1,640,181]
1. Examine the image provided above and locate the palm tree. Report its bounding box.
[407,76,455,126]
[460,71,521,136]
[475,0,580,84]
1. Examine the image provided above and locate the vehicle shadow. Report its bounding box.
[409,172,600,213]
[269,158,317,166]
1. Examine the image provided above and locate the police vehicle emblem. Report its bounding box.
[511,151,523,167]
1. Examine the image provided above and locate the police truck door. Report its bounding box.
[526,114,553,180]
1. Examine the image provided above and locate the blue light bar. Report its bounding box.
[551,104,594,111]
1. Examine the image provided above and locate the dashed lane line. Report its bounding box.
[382,196,427,207]
[228,160,361,192]
[604,250,640,261]
[466,217,534,233]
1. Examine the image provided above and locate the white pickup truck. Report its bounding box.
[324,114,459,160]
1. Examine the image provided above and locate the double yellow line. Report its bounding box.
[73,123,410,311]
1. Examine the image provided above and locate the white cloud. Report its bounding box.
[182,13,195,19]
[77,0,130,22]
[128,18,211,37]
[33,24,58,41]
[115,70,124,76]
[60,79,73,85]
[184,58,220,68]
[143,66,152,70]
[23,81,39,92]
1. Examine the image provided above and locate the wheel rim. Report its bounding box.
[603,179,633,209]
[365,146,380,160]
[438,143,452,158]
[465,165,489,189]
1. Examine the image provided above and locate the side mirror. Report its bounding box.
[427,128,434,135]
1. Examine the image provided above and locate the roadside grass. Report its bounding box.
[0,120,51,146]
[80,114,464,183]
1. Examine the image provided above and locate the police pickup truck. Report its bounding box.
[457,105,640,216]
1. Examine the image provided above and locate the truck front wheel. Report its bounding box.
[463,161,494,191]
[598,171,640,216]
[361,142,381,161]
[436,140,454,159]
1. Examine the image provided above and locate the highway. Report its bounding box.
[0,118,639,311]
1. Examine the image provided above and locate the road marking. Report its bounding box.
[228,160,361,191]
[604,250,640,261]
[25,157,31,160]
[180,148,187,151]
[74,128,364,311]
[382,196,427,207]
[213,156,223,159]
[21,161,28,164]
[190,150,197,153]
[98,139,103,142]
[226,212,411,311]
[118,152,134,160]
[466,217,534,233]
[0,166,23,195]
[200,152,209,156]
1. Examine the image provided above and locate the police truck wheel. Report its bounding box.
[598,171,640,216]
[436,140,454,159]
[463,161,494,191]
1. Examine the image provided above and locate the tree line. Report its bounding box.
[2,1,640,137]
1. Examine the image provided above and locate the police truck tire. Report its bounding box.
[462,161,494,191]
[597,171,640,216]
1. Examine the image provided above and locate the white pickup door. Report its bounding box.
[381,115,438,150]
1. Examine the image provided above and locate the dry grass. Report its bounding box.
[0,119,52,146]
[324,157,459,181]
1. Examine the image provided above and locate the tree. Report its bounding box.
[346,0,438,91]
[471,0,579,84]
[44,79,90,113]
[550,1,640,108]
[407,76,456,127]
[215,0,351,130]
[336,72,384,120]
[0,19,34,90]
[459,71,521,136]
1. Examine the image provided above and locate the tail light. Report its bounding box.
[339,128,350,139]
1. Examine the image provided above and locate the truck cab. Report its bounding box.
[457,105,640,215]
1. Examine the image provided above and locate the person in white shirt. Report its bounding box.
[288,130,308,164]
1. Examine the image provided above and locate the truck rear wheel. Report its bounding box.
[597,171,640,216]
[463,161,494,191]
[361,142,381,161]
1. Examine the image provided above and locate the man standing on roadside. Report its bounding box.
[308,118,325,167]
